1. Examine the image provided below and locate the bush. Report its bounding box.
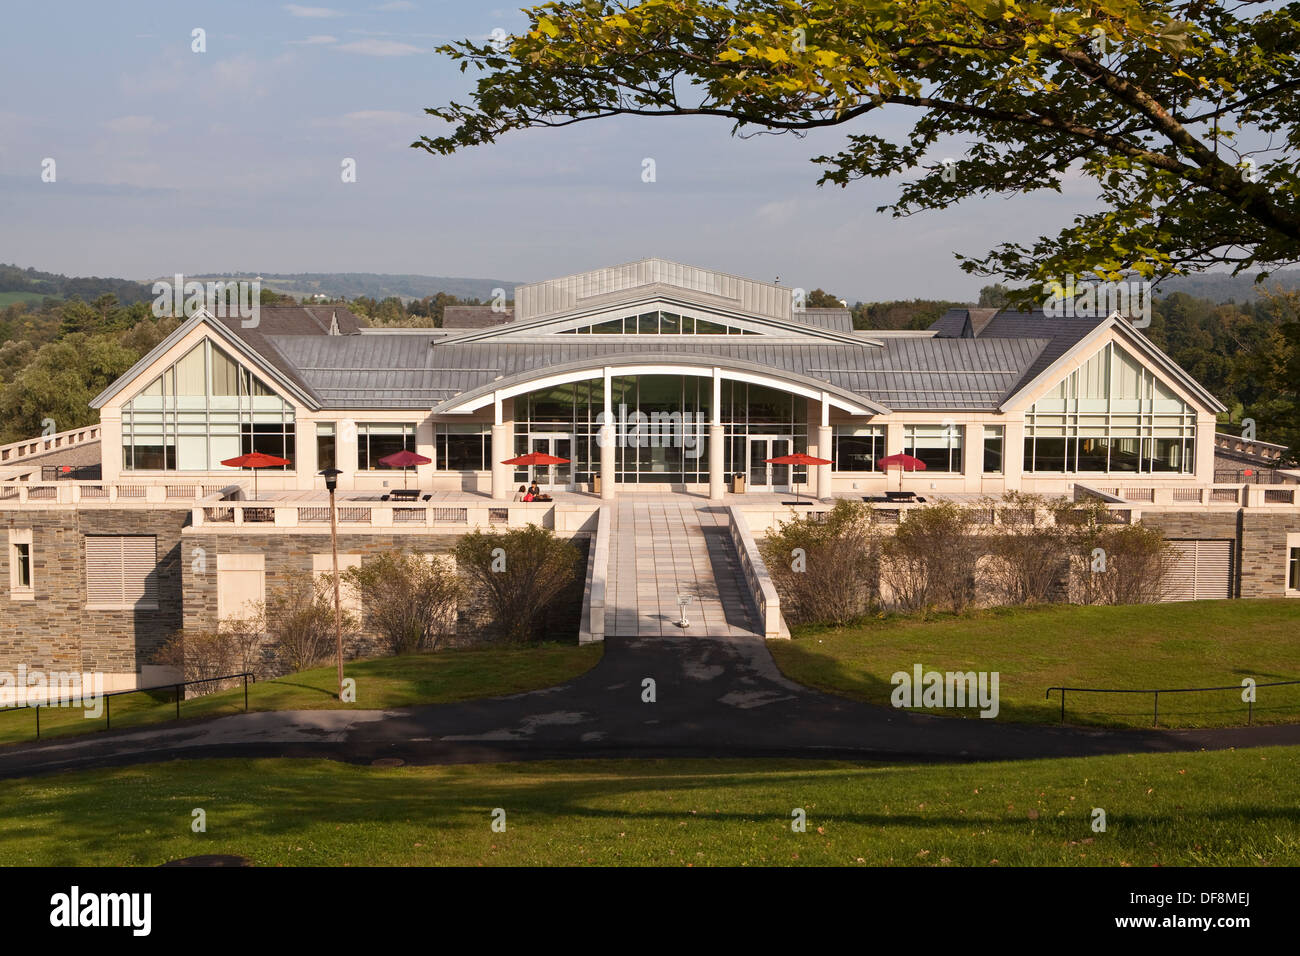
[343,551,461,654]
[265,570,355,672]
[880,501,981,614]
[152,617,264,694]
[454,524,579,642]
[760,499,879,627]
[1073,519,1177,605]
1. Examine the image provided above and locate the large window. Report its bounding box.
[1023,342,1196,474]
[358,423,415,470]
[832,426,884,471]
[436,424,490,471]
[1289,547,1300,592]
[316,424,336,471]
[121,340,295,471]
[904,424,963,473]
[983,425,1004,474]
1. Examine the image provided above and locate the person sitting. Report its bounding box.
[528,481,541,498]
[522,489,535,502]
[513,485,527,502]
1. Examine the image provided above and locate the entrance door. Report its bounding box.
[528,434,573,490]
[747,436,792,491]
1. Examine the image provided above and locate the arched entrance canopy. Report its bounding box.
[431,355,888,420]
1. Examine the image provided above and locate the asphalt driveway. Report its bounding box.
[3,635,1299,778]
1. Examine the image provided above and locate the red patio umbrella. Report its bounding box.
[501,452,570,466]
[221,451,291,501]
[766,453,833,504]
[378,449,432,488]
[876,452,927,494]
[502,451,572,492]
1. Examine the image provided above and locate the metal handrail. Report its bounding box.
[1045,678,1300,727]
[0,672,256,740]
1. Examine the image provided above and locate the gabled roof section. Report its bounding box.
[90,309,321,410]
[515,258,794,322]
[432,290,879,347]
[988,313,1227,413]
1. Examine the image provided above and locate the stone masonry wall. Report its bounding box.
[0,508,189,675]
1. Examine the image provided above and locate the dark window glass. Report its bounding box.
[14,543,30,589]
[983,428,1004,473]
[316,426,336,471]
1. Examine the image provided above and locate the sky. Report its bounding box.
[0,0,1106,302]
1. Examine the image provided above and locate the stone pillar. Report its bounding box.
[817,424,833,499]
[491,423,512,500]
[708,424,726,499]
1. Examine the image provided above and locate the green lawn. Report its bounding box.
[1,748,1297,865]
[0,642,602,747]
[768,600,1300,729]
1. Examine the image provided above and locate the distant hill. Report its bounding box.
[1152,269,1300,304]
[0,264,154,305]
[0,265,521,307]
[183,272,521,304]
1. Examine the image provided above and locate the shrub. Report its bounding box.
[980,492,1075,606]
[152,616,264,694]
[880,500,981,614]
[343,551,462,654]
[1072,519,1177,605]
[454,524,579,642]
[760,499,879,626]
[265,570,355,672]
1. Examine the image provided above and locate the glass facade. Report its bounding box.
[832,425,884,472]
[121,339,295,471]
[435,423,490,471]
[555,310,763,336]
[903,424,964,473]
[357,423,415,470]
[1023,342,1196,474]
[316,423,336,471]
[983,425,1004,474]
[510,375,806,485]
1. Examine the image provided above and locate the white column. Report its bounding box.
[490,393,511,500]
[600,368,615,500]
[708,368,725,499]
[816,393,833,499]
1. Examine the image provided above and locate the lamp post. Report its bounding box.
[319,468,344,700]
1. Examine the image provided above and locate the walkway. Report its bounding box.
[606,499,761,638]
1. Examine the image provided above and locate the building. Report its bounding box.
[1,259,1297,690]
[89,258,1220,498]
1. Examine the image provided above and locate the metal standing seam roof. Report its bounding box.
[263,333,1051,411]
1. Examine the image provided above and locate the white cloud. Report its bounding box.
[284,4,344,17]
[288,35,339,45]
[311,110,419,128]
[375,1,416,9]
[335,38,423,56]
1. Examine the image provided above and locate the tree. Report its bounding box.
[0,333,138,442]
[977,284,1010,308]
[344,551,462,654]
[419,1,1300,295]
[454,525,579,642]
